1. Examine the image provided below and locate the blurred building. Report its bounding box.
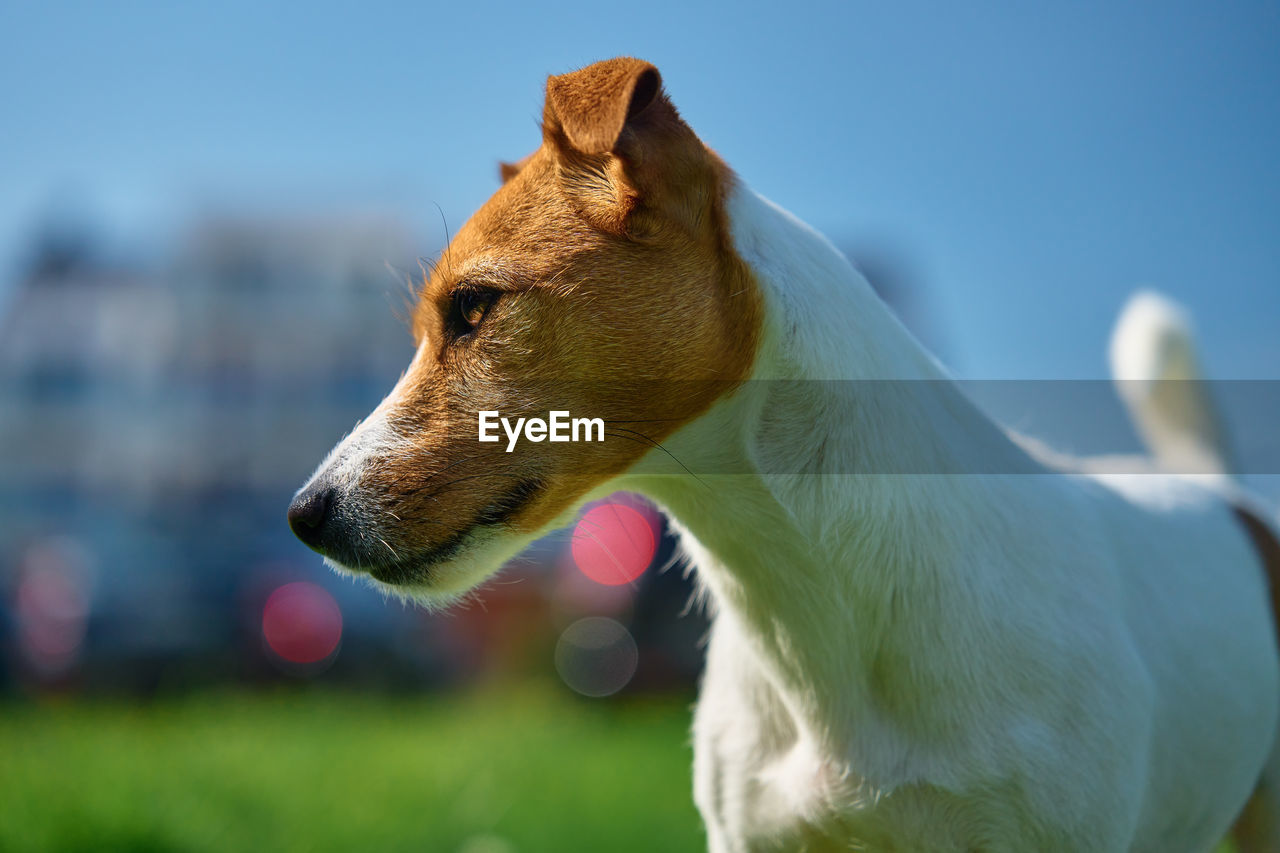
[0,211,441,690]
[1,214,416,498]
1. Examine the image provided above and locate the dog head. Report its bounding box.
[288,58,761,602]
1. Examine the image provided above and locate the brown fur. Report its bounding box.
[1230,504,1280,853]
[498,153,533,184]
[351,59,762,584]
[1234,505,1280,644]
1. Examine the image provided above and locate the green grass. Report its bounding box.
[0,686,1245,852]
[0,685,704,853]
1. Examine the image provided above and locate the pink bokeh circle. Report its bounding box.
[262,581,343,664]
[571,503,657,586]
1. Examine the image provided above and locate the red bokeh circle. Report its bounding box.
[262,582,343,664]
[571,503,657,586]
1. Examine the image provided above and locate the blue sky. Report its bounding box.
[2,0,1277,379]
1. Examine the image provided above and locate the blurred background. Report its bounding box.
[1,2,1276,851]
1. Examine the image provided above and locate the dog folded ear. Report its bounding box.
[541,58,717,238]
[544,58,662,155]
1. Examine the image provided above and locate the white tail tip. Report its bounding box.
[1109,290,1233,476]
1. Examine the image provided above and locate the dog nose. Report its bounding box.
[288,485,334,551]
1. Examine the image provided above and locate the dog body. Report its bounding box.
[290,59,1280,851]
[639,188,1279,851]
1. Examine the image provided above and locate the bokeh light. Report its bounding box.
[261,582,342,668]
[554,617,639,698]
[15,546,92,677]
[571,502,657,586]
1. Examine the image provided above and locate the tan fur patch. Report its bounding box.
[350,58,762,584]
[1233,505,1280,642]
[1222,505,1280,848]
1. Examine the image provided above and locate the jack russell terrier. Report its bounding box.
[289,58,1280,852]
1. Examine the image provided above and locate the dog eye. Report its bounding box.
[450,287,498,337]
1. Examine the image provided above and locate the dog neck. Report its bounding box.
[625,185,1042,763]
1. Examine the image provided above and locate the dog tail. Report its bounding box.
[1109,290,1236,476]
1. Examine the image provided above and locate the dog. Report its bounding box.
[289,57,1280,851]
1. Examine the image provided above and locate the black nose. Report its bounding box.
[288,486,334,551]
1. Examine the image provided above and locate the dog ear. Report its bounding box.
[543,58,662,155]
[499,161,522,183]
[498,152,535,184]
[542,58,714,237]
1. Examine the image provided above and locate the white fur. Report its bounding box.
[617,188,1279,851]
[1110,290,1235,478]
